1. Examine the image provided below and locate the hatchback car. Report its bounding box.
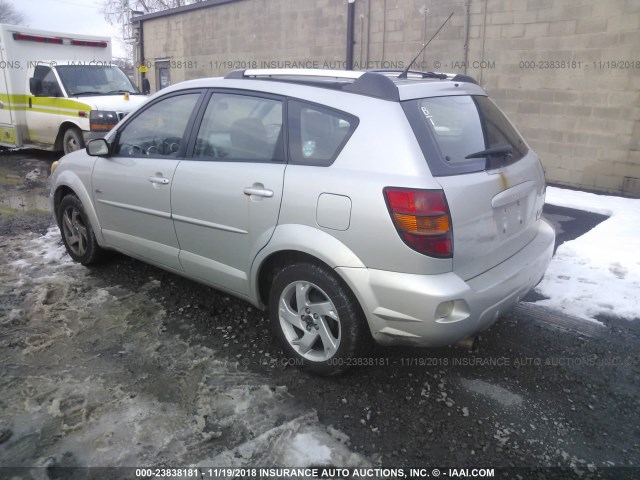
[50,68,555,375]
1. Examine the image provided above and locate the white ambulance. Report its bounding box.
[0,24,147,153]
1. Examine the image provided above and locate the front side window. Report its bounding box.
[194,93,283,161]
[403,95,529,175]
[288,100,358,166]
[114,93,200,158]
[33,66,62,97]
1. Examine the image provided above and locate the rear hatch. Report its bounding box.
[402,94,547,280]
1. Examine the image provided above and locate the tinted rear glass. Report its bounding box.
[402,95,529,176]
[288,100,358,166]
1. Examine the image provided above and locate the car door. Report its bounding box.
[0,60,13,133]
[171,91,286,296]
[25,66,62,146]
[92,90,202,271]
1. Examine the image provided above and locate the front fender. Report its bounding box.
[51,155,103,245]
[60,117,89,132]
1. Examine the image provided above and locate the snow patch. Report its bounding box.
[1,229,368,470]
[31,227,70,263]
[460,378,523,407]
[533,187,640,321]
[284,432,333,466]
[25,168,41,182]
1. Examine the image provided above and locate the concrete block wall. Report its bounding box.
[143,0,347,87]
[139,0,640,196]
[353,1,467,71]
[466,0,640,196]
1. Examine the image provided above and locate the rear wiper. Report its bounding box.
[465,144,513,159]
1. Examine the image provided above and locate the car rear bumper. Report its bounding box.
[337,219,555,347]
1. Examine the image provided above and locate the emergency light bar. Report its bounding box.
[12,32,108,48]
[13,33,63,44]
[71,39,108,48]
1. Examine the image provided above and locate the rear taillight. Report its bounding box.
[383,187,453,258]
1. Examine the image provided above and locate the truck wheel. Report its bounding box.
[58,194,103,265]
[63,127,84,154]
[269,262,369,376]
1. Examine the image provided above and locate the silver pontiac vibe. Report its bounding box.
[50,69,555,375]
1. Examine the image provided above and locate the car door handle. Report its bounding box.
[243,187,273,198]
[148,176,170,185]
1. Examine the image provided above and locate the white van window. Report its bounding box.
[33,66,62,97]
[56,65,139,96]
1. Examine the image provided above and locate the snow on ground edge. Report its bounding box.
[531,187,640,322]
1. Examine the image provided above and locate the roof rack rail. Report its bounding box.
[224,68,400,102]
[368,69,479,85]
[368,69,448,80]
[223,68,478,99]
[227,68,364,80]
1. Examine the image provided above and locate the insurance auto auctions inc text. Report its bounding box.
[198,467,495,478]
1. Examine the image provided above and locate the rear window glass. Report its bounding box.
[402,95,529,176]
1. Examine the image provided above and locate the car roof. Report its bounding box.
[159,69,488,102]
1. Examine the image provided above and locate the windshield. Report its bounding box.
[55,65,140,96]
[402,95,529,176]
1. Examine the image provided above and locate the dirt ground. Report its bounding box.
[1,151,639,480]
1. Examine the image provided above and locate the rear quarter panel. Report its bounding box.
[276,96,453,275]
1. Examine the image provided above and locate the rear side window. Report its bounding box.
[402,95,529,176]
[288,100,358,166]
[194,93,284,162]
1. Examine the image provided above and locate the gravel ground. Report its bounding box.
[1,151,639,480]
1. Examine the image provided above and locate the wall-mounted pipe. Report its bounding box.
[366,0,371,66]
[130,10,147,92]
[382,0,387,62]
[346,0,356,70]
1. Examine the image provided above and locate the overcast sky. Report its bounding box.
[14,0,130,58]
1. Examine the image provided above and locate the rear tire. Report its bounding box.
[269,262,369,376]
[63,127,84,154]
[58,194,103,265]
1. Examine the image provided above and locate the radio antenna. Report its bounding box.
[399,11,454,78]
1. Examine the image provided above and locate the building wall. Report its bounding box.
[141,0,347,87]
[139,0,640,196]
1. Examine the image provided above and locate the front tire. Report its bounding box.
[269,262,369,376]
[63,127,84,154]
[58,195,103,265]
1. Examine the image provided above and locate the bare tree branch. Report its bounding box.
[100,0,205,60]
[100,0,206,25]
[0,0,26,25]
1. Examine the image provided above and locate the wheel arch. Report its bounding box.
[53,172,105,246]
[256,250,327,309]
[251,224,367,310]
[55,121,84,151]
[259,248,375,373]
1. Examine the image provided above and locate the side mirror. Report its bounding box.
[29,77,42,96]
[86,138,110,156]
